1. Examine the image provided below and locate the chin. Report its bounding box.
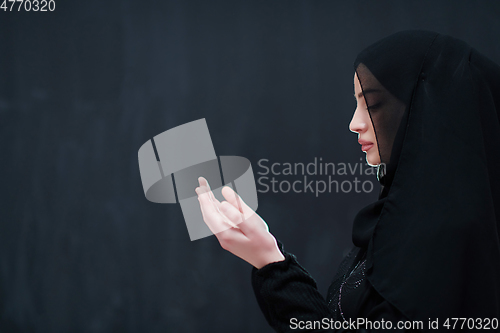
[365,152,380,167]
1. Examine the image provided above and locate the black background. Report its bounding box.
[1,1,500,332]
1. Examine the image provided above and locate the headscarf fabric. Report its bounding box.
[352,30,500,326]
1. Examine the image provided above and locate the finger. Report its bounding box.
[198,178,258,235]
[196,184,221,211]
[197,177,239,228]
[221,186,257,220]
[219,201,244,225]
[196,186,228,232]
[198,177,219,203]
[221,186,269,235]
[196,186,239,232]
[196,176,223,214]
[195,186,216,216]
[196,181,238,230]
[219,197,258,236]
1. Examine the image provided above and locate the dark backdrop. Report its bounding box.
[1,1,500,332]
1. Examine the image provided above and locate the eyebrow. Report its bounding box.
[354,88,381,99]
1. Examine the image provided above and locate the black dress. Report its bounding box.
[251,242,417,333]
[251,30,500,333]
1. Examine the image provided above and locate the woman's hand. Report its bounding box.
[195,177,285,269]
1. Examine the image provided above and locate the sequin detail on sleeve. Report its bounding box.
[327,247,367,321]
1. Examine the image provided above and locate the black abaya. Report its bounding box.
[251,30,500,332]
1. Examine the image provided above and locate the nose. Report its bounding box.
[349,106,368,134]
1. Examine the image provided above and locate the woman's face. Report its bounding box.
[350,72,381,166]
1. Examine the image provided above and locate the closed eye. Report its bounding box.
[367,102,381,110]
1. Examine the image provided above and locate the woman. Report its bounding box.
[195,30,500,332]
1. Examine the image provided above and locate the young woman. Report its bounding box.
[195,30,500,332]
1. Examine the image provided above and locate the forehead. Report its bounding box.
[353,73,362,93]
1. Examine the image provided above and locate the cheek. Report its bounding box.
[367,122,377,141]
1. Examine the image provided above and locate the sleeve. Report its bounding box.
[251,241,421,333]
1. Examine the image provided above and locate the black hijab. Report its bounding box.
[352,30,500,326]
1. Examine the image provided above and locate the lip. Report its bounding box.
[358,139,374,152]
